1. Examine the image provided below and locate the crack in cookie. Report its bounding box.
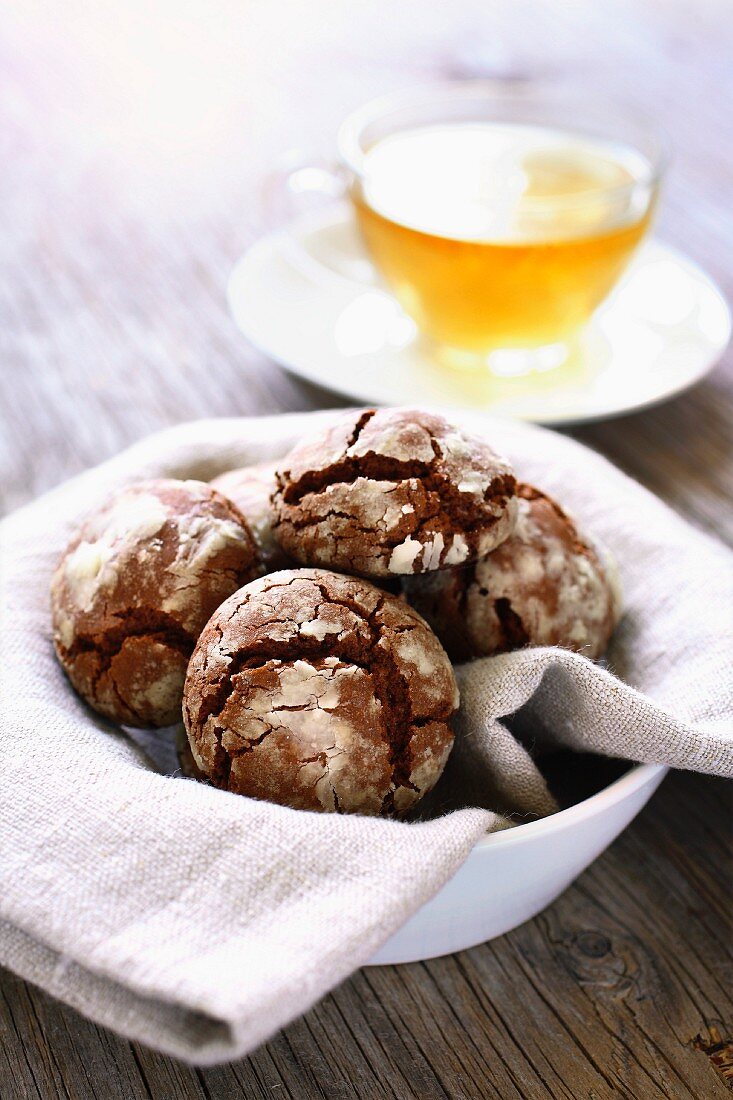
[403,482,620,662]
[271,408,518,578]
[51,479,261,727]
[182,569,458,816]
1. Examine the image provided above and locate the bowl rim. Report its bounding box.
[474,762,668,851]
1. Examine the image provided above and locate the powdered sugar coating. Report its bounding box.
[51,479,260,727]
[403,484,621,662]
[182,568,458,816]
[271,408,517,578]
[210,462,291,574]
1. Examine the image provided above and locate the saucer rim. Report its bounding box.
[228,210,731,426]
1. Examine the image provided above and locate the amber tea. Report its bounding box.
[352,122,656,356]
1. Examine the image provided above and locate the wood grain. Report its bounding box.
[0,1,731,1097]
[1,773,730,1100]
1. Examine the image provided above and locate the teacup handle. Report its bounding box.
[262,153,348,226]
[263,155,379,287]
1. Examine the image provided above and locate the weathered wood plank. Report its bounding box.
[2,773,729,1099]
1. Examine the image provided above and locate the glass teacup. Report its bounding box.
[331,82,666,374]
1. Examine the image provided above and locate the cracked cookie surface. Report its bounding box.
[403,484,621,662]
[211,462,291,574]
[51,479,260,727]
[271,408,517,578]
[182,568,458,816]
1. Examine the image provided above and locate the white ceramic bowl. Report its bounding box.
[368,762,666,965]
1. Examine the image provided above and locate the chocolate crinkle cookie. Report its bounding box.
[403,484,622,662]
[271,408,517,578]
[182,568,458,816]
[51,479,260,728]
[211,461,291,574]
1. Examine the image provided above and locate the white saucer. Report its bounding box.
[228,205,730,425]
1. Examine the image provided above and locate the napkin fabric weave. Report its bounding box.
[1,411,730,1064]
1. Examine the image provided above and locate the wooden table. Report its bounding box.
[1,3,731,1096]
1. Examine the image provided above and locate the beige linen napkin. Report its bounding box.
[1,411,731,1064]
